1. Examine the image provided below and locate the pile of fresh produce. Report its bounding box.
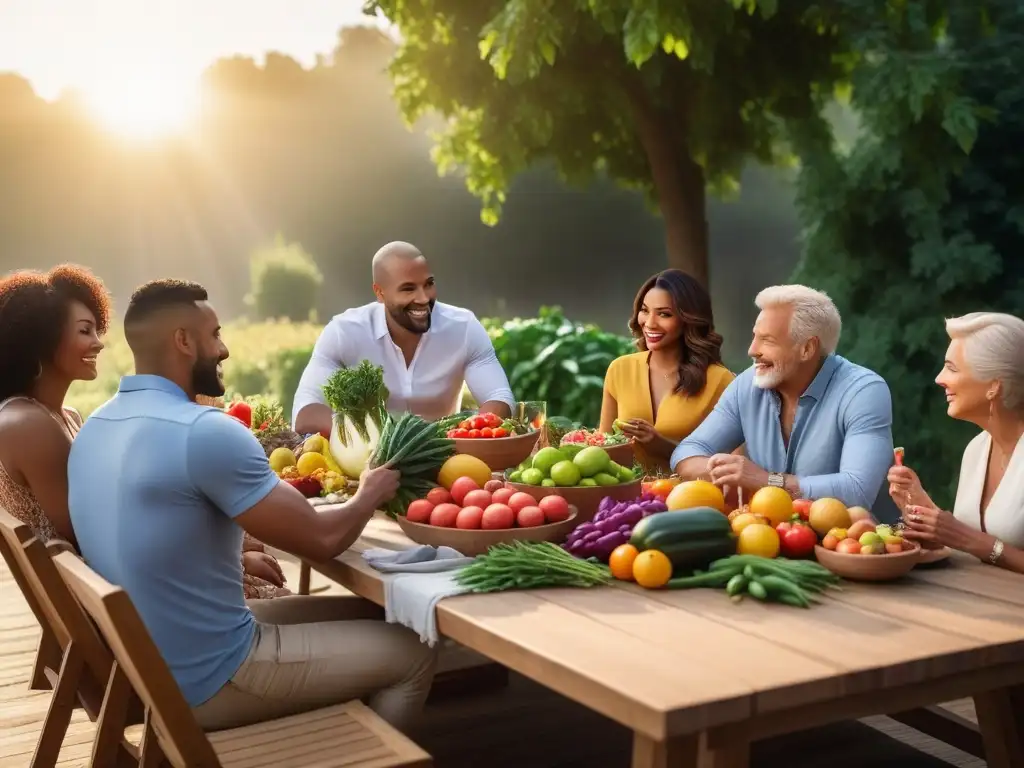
[664,555,842,608]
[507,445,637,488]
[368,411,462,517]
[406,479,571,530]
[820,520,910,555]
[562,494,667,560]
[454,540,611,593]
[268,433,350,498]
[323,360,391,477]
[445,412,530,439]
[560,427,630,448]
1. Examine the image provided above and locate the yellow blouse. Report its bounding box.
[602,353,735,474]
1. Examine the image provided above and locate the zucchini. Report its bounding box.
[654,538,737,571]
[630,507,735,571]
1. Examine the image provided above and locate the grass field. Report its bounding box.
[66,319,323,416]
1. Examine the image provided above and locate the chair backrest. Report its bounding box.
[0,508,113,692]
[54,551,221,767]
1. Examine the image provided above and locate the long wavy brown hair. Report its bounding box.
[628,269,724,397]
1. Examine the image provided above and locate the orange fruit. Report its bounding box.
[632,550,673,588]
[730,511,768,535]
[666,480,726,514]
[736,523,780,558]
[608,544,639,581]
[749,486,794,526]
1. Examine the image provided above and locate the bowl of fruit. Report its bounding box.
[397,479,578,557]
[504,445,641,522]
[814,520,921,581]
[447,412,540,470]
[560,427,634,466]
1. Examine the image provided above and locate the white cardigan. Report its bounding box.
[953,431,1024,548]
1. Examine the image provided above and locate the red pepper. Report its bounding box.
[225,401,252,428]
[777,516,817,559]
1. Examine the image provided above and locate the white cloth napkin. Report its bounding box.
[362,545,475,646]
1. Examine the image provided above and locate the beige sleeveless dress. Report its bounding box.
[0,396,80,545]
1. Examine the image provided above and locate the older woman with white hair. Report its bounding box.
[889,312,1024,569]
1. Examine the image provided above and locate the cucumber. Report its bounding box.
[630,507,731,549]
[654,538,737,571]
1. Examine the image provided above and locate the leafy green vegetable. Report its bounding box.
[322,361,389,446]
[456,541,612,593]
[370,412,456,517]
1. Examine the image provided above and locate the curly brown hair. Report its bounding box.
[0,264,112,402]
[628,269,724,397]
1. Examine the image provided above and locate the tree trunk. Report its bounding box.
[624,78,710,287]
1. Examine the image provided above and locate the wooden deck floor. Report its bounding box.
[0,556,988,767]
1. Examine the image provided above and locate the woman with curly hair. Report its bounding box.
[0,264,110,547]
[599,269,736,474]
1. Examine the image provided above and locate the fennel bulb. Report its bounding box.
[330,412,381,477]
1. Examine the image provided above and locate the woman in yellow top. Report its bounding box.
[600,269,735,474]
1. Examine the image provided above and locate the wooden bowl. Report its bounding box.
[453,430,540,470]
[395,508,579,557]
[502,476,643,523]
[814,541,922,582]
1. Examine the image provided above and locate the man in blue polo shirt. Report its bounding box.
[672,284,897,519]
[68,279,436,732]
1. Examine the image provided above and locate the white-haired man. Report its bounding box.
[672,285,895,513]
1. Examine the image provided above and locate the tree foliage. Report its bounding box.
[246,233,324,323]
[365,0,852,282]
[793,0,1024,506]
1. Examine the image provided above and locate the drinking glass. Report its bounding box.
[517,400,547,431]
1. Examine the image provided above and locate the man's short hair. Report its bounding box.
[124,279,209,326]
[755,284,842,356]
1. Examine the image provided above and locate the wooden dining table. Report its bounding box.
[303,514,1024,768]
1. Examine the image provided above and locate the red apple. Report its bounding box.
[538,495,571,523]
[481,503,515,530]
[429,503,460,528]
[456,506,484,530]
[517,506,545,528]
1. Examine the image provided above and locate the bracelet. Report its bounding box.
[988,538,1005,565]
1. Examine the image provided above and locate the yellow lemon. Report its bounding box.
[296,452,329,477]
[269,447,297,475]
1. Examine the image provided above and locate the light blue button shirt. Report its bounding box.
[68,375,279,707]
[671,355,895,513]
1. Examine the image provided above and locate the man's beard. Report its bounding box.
[752,357,795,390]
[388,299,435,335]
[192,356,225,397]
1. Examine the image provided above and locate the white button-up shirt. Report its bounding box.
[291,301,516,424]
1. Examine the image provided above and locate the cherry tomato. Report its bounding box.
[446,429,456,438]
[492,427,508,438]
[470,416,487,430]
[459,420,471,430]
[468,429,482,439]
[480,427,494,438]
[453,428,470,438]
[484,412,503,428]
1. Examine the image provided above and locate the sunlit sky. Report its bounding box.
[0,0,389,137]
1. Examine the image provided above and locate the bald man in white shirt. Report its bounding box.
[292,242,516,436]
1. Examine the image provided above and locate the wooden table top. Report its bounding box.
[307,513,1024,742]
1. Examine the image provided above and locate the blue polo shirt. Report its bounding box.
[68,375,280,706]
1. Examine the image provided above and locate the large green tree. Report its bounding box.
[793,1,1023,506]
[364,0,850,285]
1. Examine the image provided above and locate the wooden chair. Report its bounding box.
[53,551,433,768]
[0,508,141,767]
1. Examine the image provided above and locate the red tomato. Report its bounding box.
[491,487,515,506]
[456,506,484,529]
[492,427,508,438]
[453,428,470,439]
[458,420,471,430]
[468,429,482,439]
[470,416,488,430]
[483,412,503,428]
[406,499,434,524]
[507,492,537,513]
[462,489,493,509]
[777,519,817,558]
[450,476,481,506]
[792,498,813,521]
[426,487,453,505]
[516,506,546,528]
[429,503,461,528]
[538,495,571,523]
[482,503,515,529]
[225,401,252,428]
[480,427,494,438]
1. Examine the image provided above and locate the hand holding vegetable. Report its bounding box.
[355,466,402,510]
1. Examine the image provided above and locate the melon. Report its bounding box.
[438,454,493,490]
[808,497,852,537]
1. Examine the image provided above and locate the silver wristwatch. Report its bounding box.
[988,538,1005,565]
[767,473,785,488]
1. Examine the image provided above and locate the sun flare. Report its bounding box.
[82,73,199,141]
